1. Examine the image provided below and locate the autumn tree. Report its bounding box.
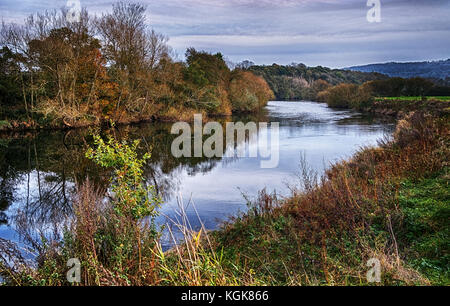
[96,2,170,115]
[183,48,232,114]
[229,70,274,113]
[0,3,276,126]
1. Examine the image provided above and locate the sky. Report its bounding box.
[1,0,449,68]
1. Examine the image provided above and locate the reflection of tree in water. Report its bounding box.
[0,173,14,225]
[0,132,99,244]
[0,114,263,234]
[125,123,226,201]
[145,162,182,202]
[18,171,74,234]
[0,136,28,225]
[0,130,105,230]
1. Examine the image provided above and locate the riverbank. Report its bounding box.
[315,78,450,119]
[156,108,448,285]
[0,110,196,132]
[365,97,450,118]
[0,107,253,133]
[151,93,448,286]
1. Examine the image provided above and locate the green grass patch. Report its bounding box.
[397,169,450,285]
[213,213,301,285]
[375,96,450,102]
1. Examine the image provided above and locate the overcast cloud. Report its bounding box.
[1,0,449,67]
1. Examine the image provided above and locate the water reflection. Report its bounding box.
[0,101,395,248]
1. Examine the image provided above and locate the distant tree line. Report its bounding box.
[240,62,388,100]
[238,61,450,101]
[0,3,273,128]
[367,77,436,97]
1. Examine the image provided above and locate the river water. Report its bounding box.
[0,101,394,249]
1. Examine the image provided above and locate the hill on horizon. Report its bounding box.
[346,59,450,81]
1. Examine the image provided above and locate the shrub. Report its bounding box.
[85,132,161,220]
[229,71,274,112]
[320,83,358,108]
[318,83,372,109]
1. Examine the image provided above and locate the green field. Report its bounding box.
[375,96,450,102]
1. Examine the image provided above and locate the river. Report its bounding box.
[0,101,395,249]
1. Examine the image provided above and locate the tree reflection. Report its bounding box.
[0,114,264,235]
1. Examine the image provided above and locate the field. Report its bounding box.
[375,96,450,102]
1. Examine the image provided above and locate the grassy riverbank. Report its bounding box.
[366,97,450,117]
[313,75,450,117]
[160,109,448,286]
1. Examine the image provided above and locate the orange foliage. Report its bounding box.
[229,71,274,113]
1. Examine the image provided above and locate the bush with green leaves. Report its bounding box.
[85,132,161,220]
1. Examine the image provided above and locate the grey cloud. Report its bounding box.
[1,0,449,67]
